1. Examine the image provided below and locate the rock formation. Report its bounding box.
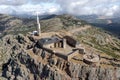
[0,34,120,80]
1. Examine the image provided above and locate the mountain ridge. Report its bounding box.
[0,14,120,80]
[0,14,120,59]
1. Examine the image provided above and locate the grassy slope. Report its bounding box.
[76,27,120,59]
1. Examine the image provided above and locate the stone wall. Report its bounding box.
[64,36,77,47]
[67,50,79,61]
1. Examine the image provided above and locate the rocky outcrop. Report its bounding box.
[2,51,69,80]
[2,52,120,80]
[67,63,120,80]
[0,34,120,80]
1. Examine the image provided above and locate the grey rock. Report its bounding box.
[1,34,120,80]
[16,34,26,44]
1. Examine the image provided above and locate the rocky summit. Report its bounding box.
[0,14,120,80]
[0,33,120,80]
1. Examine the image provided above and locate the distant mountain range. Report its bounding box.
[77,15,120,38]
[12,13,120,24]
[77,14,120,24]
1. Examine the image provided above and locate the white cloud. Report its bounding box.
[0,5,16,14]
[48,7,59,14]
[0,0,120,17]
[0,0,27,5]
[55,0,120,16]
[15,3,60,15]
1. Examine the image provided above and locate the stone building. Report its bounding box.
[36,34,84,61]
[38,36,66,48]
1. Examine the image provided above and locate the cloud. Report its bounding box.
[17,3,61,15]
[55,0,120,16]
[0,5,16,14]
[0,0,27,6]
[0,0,120,17]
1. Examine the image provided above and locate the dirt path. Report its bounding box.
[69,25,91,33]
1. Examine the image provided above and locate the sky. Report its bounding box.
[0,0,120,17]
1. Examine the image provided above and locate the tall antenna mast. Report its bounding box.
[37,12,41,36]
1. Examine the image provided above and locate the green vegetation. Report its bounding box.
[8,26,36,35]
[77,27,120,59]
[58,14,88,30]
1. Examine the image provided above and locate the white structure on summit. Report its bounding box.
[37,12,41,36]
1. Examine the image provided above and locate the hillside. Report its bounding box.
[0,14,87,38]
[78,15,120,38]
[0,13,120,62]
[91,23,120,38]
[75,27,120,58]
[0,14,120,80]
[0,14,37,37]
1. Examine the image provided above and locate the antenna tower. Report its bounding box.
[37,12,41,36]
